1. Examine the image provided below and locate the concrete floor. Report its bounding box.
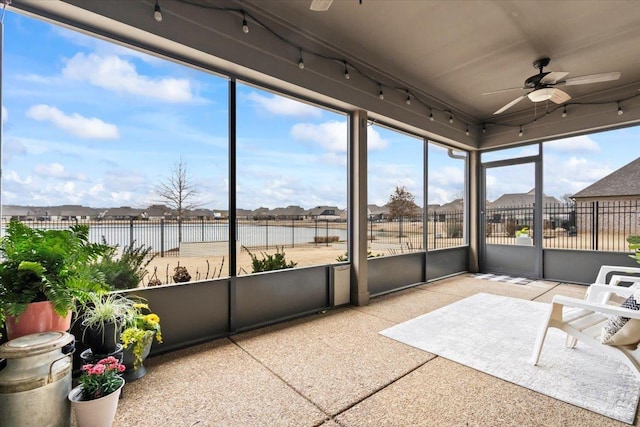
[111,274,638,427]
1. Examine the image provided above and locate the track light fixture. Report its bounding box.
[298,50,304,69]
[154,0,163,22]
[429,109,434,121]
[343,61,350,80]
[378,85,384,100]
[465,127,470,136]
[562,106,567,118]
[618,103,624,115]
[449,114,454,124]
[518,126,523,137]
[405,91,411,105]
[242,14,249,33]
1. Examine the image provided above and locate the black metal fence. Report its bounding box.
[485,200,640,251]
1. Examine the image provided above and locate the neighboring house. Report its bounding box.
[49,205,100,221]
[250,207,272,220]
[488,189,562,226]
[367,204,390,221]
[306,206,342,221]
[144,204,174,220]
[236,209,252,220]
[2,205,38,221]
[572,156,640,235]
[102,206,145,220]
[270,205,306,220]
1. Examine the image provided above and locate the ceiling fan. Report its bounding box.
[486,58,621,115]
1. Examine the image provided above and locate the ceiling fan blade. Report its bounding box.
[310,0,334,11]
[540,71,569,85]
[549,88,571,104]
[482,87,525,95]
[561,72,621,86]
[493,95,527,115]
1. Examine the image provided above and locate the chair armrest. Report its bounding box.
[609,275,640,286]
[594,265,640,285]
[585,284,635,302]
[552,294,640,320]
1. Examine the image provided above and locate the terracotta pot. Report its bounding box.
[68,379,124,427]
[5,301,72,340]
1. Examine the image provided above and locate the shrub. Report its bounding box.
[245,247,297,273]
[446,221,463,238]
[314,235,340,244]
[97,241,156,290]
[173,266,191,283]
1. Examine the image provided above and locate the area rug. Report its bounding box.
[380,293,640,424]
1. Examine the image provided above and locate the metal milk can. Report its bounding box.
[0,331,75,427]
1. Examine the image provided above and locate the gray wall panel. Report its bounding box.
[235,266,329,330]
[484,245,537,278]
[368,253,424,296]
[543,249,639,284]
[426,247,469,281]
[124,279,229,355]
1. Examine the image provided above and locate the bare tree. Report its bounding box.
[387,185,419,220]
[155,157,199,243]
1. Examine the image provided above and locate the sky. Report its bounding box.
[2,11,639,210]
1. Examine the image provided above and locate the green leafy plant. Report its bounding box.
[121,302,162,369]
[78,293,137,348]
[627,236,640,264]
[0,220,109,336]
[245,247,297,273]
[78,356,125,400]
[96,240,156,290]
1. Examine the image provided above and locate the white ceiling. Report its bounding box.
[10,0,640,149]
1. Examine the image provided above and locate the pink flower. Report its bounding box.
[81,364,94,372]
[98,356,118,365]
[117,364,126,373]
[90,364,105,375]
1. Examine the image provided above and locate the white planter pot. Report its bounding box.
[68,379,124,427]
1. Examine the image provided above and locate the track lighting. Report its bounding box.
[618,103,624,115]
[343,61,350,80]
[378,85,384,100]
[429,109,434,121]
[298,50,304,70]
[465,127,470,136]
[449,114,454,124]
[562,106,567,118]
[154,0,163,22]
[406,91,411,105]
[242,14,249,33]
[518,126,523,137]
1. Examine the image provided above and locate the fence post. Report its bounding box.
[201,218,205,242]
[265,219,269,250]
[594,201,599,251]
[433,210,437,250]
[291,218,295,248]
[160,218,165,257]
[370,219,373,242]
[325,219,329,246]
[129,219,134,246]
[313,218,318,246]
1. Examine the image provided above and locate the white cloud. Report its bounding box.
[291,121,347,152]
[26,104,119,139]
[545,135,600,153]
[62,53,194,102]
[246,92,322,118]
[2,105,7,124]
[33,162,88,181]
[3,170,32,185]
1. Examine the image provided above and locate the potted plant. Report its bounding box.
[120,302,162,381]
[68,356,125,427]
[0,220,109,340]
[78,293,137,355]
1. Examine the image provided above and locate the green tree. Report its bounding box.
[387,185,419,220]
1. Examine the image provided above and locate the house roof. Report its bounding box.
[490,190,561,207]
[572,157,640,200]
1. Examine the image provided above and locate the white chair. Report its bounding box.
[530,282,640,379]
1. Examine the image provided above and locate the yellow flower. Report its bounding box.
[133,303,149,310]
[144,313,160,324]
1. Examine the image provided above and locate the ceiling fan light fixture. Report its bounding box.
[528,88,554,102]
[310,0,334,11]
